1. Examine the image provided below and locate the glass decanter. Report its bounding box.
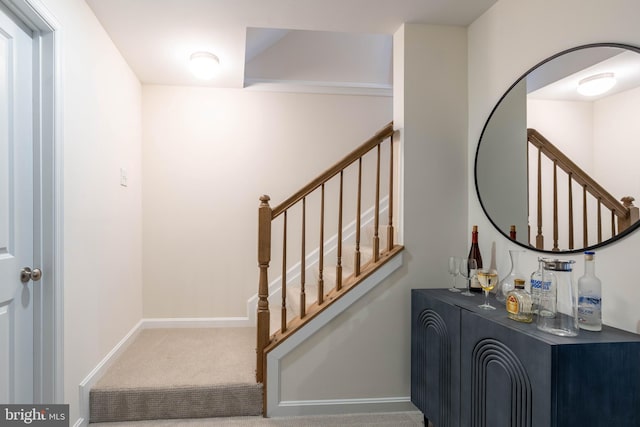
[496,249,526,304]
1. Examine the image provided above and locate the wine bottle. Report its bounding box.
[510,225,517,240]
[468,225,483,292]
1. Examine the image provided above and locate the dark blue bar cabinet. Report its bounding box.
[411,288,640,427]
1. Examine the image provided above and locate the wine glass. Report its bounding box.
[448,257,461,292]
[477,268,499,310]
[459,258,477,297]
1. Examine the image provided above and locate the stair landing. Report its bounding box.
[90,327,262,423]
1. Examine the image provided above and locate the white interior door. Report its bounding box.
[0,4,34,403]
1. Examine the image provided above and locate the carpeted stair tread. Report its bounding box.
[90,328,262,423]
[90,383,262,422]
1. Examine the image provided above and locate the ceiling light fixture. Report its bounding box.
[577,72,616,97]
[189,51,220,80]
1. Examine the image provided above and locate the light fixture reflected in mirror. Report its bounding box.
[189,51,220,80]
[577,72,616,96]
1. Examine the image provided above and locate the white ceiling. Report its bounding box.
[529,49,640,102]
[85,0,498,89]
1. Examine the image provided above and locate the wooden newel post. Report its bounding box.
[256,195,272,383]
[620,196,640,232]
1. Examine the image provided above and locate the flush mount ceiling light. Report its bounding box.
[189,51,220,80]
[577,72,616,96]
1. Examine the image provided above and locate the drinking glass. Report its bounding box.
[448,256,461,292]
[477,268,499,309]
[460,258,477,297]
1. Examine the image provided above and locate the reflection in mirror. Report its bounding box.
[476,44,640,253]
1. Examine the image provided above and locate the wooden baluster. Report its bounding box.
[256,195,272,383]
[374,144,381,262]
[336,172,343,291]
[300,197,306,319]
[536,148,544,249]
[281,211,287,333]
[568,173,574,250]
[387,133,394,252]
[553,161,559,251]
[355,158,362,276]
[318,184,325,305]
[597,198,602,244]
[611,211,616,237]
[583,186,588,247]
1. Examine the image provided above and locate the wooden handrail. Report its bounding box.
[272,122,394,218]
[256,121,402,392]
[528,128,627,218]
[528,128,639,249]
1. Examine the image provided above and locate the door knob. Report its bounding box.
[20,267,43,283]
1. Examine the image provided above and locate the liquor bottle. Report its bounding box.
[468,225,483,292]
[506,279,533,323]
[529,257,550,314]
[577,251,602,331]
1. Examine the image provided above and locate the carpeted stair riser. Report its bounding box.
[90,383,263,423]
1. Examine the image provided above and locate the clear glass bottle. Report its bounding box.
[536,258,579,337]
[496,249,526,304]
[577,251,602,331]
[506,279,533,323]
[529,257,551,314]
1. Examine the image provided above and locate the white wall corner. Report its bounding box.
[76,320,144,427]
[265,252,404,417]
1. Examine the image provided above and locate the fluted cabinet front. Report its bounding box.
[460,310,550,426]
[411,291,460,427]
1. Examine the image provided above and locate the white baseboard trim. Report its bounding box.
[275,396,416,416]
[141,317,253,328]
[76,319,144,427]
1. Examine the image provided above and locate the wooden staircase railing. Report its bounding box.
[528,128,639,251]
[256,122,403,386]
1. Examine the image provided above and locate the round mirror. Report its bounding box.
[475,43,640,253]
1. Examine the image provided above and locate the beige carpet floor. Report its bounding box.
[95,328,256,389]
[89,411,424,426]
[90,328,262,422]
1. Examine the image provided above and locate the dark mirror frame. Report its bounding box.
[474,42,640,254]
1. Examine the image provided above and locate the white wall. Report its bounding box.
[469,0,640,334]
[142,86,392,318]
[593,85,640,199]
[40,0,143,423]
[527,99,594,173]
[245,30,392,87]
[274,23,468,413]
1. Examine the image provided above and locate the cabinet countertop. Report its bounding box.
[412,288,640,346]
